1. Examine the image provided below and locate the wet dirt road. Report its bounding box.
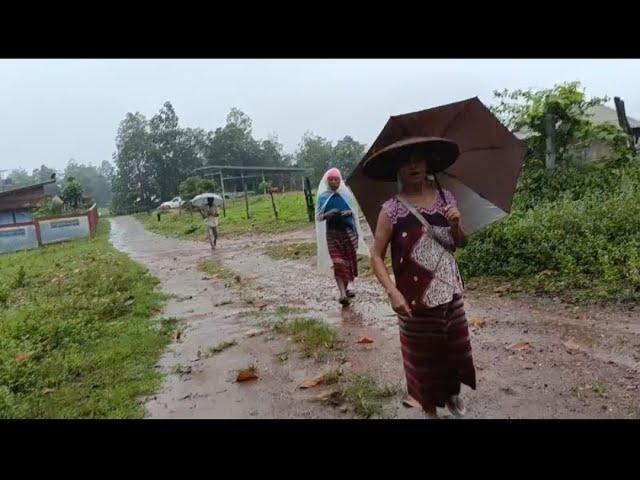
[110,216,640,419]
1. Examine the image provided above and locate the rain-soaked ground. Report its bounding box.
[110,216,640,419]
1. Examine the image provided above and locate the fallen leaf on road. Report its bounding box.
[299,374,325,389]
[237,368,259,382]
[469,317,487,328]
[402,397,421,409]
[245,328,267,338]
[357,336,375,344]
[41,387,55,395]
[563,338,582,352]
[507,342,533,353]
[16,352,30,363]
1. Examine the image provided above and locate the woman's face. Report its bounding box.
[328,176,341,191]
[398,150,428,185]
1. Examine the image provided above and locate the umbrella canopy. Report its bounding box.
[346,97,527,234]
[190,193,223,207]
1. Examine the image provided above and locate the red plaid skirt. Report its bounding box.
[326,228,358,282]
[398,294,476,409]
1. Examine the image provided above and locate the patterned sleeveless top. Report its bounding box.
[382,189,464,311]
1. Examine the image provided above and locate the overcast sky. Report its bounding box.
[2,59,640,174]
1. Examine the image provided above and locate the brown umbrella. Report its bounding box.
[346,97,527,234]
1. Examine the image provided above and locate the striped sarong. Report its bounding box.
[398,294,476,409]
[326,227,358,282]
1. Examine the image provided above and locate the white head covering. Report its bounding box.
[315,168,369,277]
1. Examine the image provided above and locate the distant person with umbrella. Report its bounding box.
[315,168,368,306]
[348,98,527,419]
[191,193,223,250]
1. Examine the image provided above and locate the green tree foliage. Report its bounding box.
[460,81,640,303]
[61,176,83,209]
[178,176,217,203]
[63,160,112,207]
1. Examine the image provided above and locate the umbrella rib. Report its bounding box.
[441,103,469,137]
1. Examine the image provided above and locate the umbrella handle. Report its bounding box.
[432,173,447,206]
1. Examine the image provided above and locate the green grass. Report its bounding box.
[0,221,171,419]
[338,373,398,418]
[136,192,311,240]
[592,379,607,397]
[264,242,316,260]
[197,259,237,282]
[271,317,340,358]
[316,372,398,418]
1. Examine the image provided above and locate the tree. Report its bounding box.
[32,164,57,183]
[149,101,181,202]
[294,132,334,185]
[203,109,286,170]
[332,135,366,177]
[5,168,32,188]
[111,112,155,214]
[491,81,620,166]
[178,176,217,203]
[63,160,112,206]
[61,176,83,209]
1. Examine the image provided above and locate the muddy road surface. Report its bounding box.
[110,216,640,419]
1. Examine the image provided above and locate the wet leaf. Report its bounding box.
[563,338,582,352]
[507,342,533,353]
[299,374,325,389]
[356,336,375,344]
[16,352,30,363]
[237,368,259,382]
[245,328,267,338]
[402,397,421,409]
[469,317,487,328]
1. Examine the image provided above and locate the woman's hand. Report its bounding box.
[388,289,412,317]
[323,209,339,220]
[444,205,461,226]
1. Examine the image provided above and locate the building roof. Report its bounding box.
[0,179,56,199]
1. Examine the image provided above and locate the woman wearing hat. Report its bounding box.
[367,137,476,419]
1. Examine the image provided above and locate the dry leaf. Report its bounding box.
[469,317,487,328]
[245,328,266,338]
[402,397,421,409]
[507,342,533,353]
[540,269,553,276]
[41,387,55,395]
[356,336,375,344]
[299,374,325,389]
[237,368,259,382]
[563,339,582,352]
[16,352,30,363]
[494,284,510,294]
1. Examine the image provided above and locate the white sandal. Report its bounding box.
[446,395,467,418]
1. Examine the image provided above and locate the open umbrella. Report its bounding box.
[190,193,223,207]
[346,97,527,234]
